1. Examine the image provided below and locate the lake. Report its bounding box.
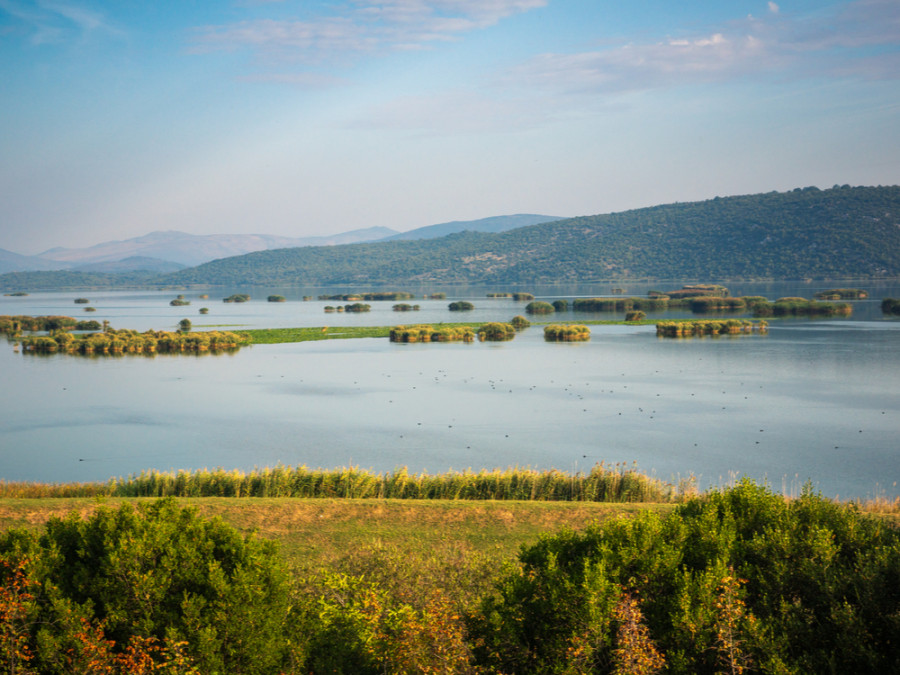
[1,280,898,499]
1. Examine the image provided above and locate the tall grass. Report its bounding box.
[0,464,685,503]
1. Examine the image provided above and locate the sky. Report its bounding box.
[1,0,899,255]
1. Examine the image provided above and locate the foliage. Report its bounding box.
[469,480,900,674]
[19,328,250,355]
[512,293,535,301]
[73,298,90,304]
[625,310,646,322]
[552,299,568,312]
[525,301,554,315]
[0,465,682,503]
[477,322,516,342]
[814,288,868,300]
[655,320,767,338]
[392,303,420,311]
[168,299,189,306]
[448,301,474,311]
[882,298,900,316]
[510,315,530,330]
[0,500,290,674]
[267,295,286,302]
[198,307,208,314]
[222,294,250,303]
[389,324,475,342]
[177,318,192,333]
[752,298,852,317]
[343,302,371,312]
[544,324,590,341]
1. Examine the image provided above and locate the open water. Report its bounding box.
[1,280,898,499]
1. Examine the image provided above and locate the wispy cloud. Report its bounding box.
[0,0,123,45]
[509,0,900,96]
[191,0,546,63]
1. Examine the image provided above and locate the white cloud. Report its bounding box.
[508,0,900,96]
[0,0,122,44]
[193,0,546,62]
[768,2,779,14]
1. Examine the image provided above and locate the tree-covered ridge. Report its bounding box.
[156,185,900,286]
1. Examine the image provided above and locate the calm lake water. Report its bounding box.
[1,281,898,499]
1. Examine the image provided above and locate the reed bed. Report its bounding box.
[389,324,476,342]
[19,329,250,355]
[0,464,683,503]
[655,319,768,338]
[476,322,516,341]
[543,324,591,341]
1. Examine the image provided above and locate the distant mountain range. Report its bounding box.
[2,187,899,291]
[0,215,562,274]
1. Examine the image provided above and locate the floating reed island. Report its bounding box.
[477,322,516,341]
[19,328,251,355]
[655,319,768,338]
[752,297,852,317]
[0,315,100,335]
[389,324,475,342]
[544,324,591,341]
[814,288,868,300]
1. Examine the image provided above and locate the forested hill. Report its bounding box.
[12,185,899,291]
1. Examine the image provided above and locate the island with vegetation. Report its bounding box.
[544,324,591,341]
[389,324,475,342]
[656,319,768,337]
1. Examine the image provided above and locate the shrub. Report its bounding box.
[73,298,89,304]
[512,292,534,301]
[470,481,900,674]
[625,310,646,321]
[448,301,474,311]
[199,307,209,314]
[267,295,286,302]
[525,301,554,315]
[882,298,900,316]
[552,299,568,312]
[170,298,190,306]
[0,500,291,674]
[223,294,250,303]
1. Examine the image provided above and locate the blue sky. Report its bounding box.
[1,0,899,254]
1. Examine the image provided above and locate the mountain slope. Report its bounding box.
[0,248,71,274]
[37,227,399,267]
[383,214,565,241]
[159,186,900,286]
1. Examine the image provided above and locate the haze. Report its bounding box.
[2,0,899,255]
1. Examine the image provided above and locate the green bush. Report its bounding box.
[267,295,286,302]
[625,310,646,321]
[0,500,291,674]
[882,298,900,316]
[448,301,474,311]
[469,481,900,674]
[543,324,590,341]
[552,299,568,312]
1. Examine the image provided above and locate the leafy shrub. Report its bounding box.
[170,298,190,306]
[625,310,646,321]
[448,301,474,311]
[512,293,534,301]
[470,481,900,674]
[267,295,286,302]
[223,294,250,303]
[552,299,568,312]
[0,500,291,674]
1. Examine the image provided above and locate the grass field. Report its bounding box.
[0,497,672,571]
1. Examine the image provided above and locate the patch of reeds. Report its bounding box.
[543,324,590,341]
[392,303,420,311]
[753,298,852,317]
[814,288,868,300]
[477,322,516,341]
[881,298,900,316]
[19,328,251,355]
[223,294,250,303]
[0,464,683,502]
[448,301,474,311]
[389,324,475,342]
[525,301,555,315]
[655,319,768,338]
[512,292,534,301]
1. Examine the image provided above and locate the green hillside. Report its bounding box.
[3,185,898,292]
[160,185,900,285]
